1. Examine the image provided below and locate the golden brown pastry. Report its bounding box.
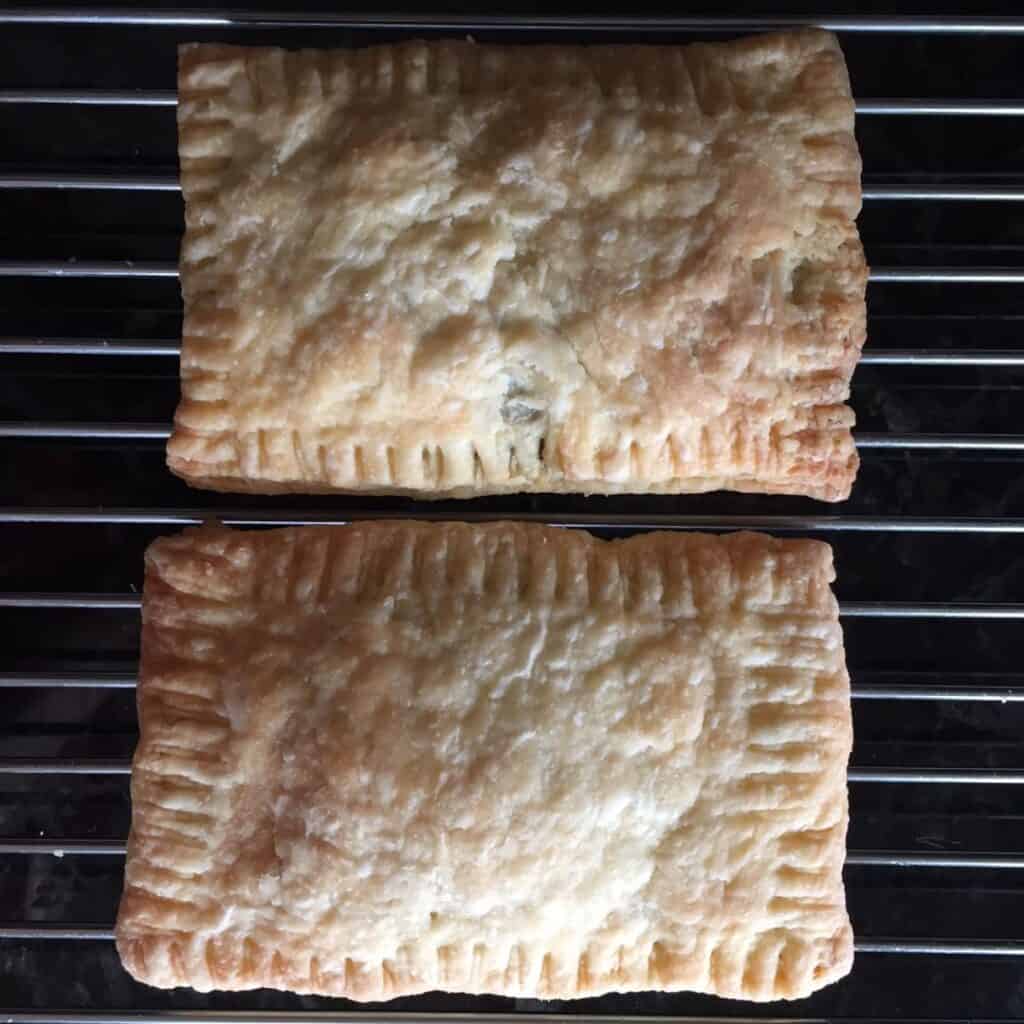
[169,30,866,501]
[117,522,853,1000]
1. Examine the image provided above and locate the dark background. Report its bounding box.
[2,2,1024,1019]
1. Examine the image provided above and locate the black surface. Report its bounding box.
[3,3,1024,1019]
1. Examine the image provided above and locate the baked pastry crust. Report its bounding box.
[117,522,853,1001]
[169,31,866,501]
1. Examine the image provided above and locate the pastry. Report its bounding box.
[169,30,866,501]
[116,521,853,1000]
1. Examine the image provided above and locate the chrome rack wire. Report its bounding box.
[5,670,1024,702]
[0,10,1023,31]
[0,925,1020,958]
[0,1016,1015,1024]
[5,91,1024,114]
[0,1017,1002,1024]
[0,1017,1015,1024]
[5,173,1024,201]
[1,758,1023,784]
[7,592,1024,618]
[6,337,1024,365]
[3,7,1024,1020]
[10,508,1024,531]
[9,174,1024,201]
[4,837,1024,868]
[8,423,1024,450]
[0,1013,1019,1024]
[5,260,1024,281]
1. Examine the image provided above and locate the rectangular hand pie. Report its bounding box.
[116,522,853,1001]
[169,30,866,501]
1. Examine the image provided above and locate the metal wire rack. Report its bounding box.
[2,5,1024,1022]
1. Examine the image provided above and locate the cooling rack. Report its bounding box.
[1,5,1024,1022]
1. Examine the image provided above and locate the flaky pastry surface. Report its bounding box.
[169,30,866,500]
[117,522,853,1001]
